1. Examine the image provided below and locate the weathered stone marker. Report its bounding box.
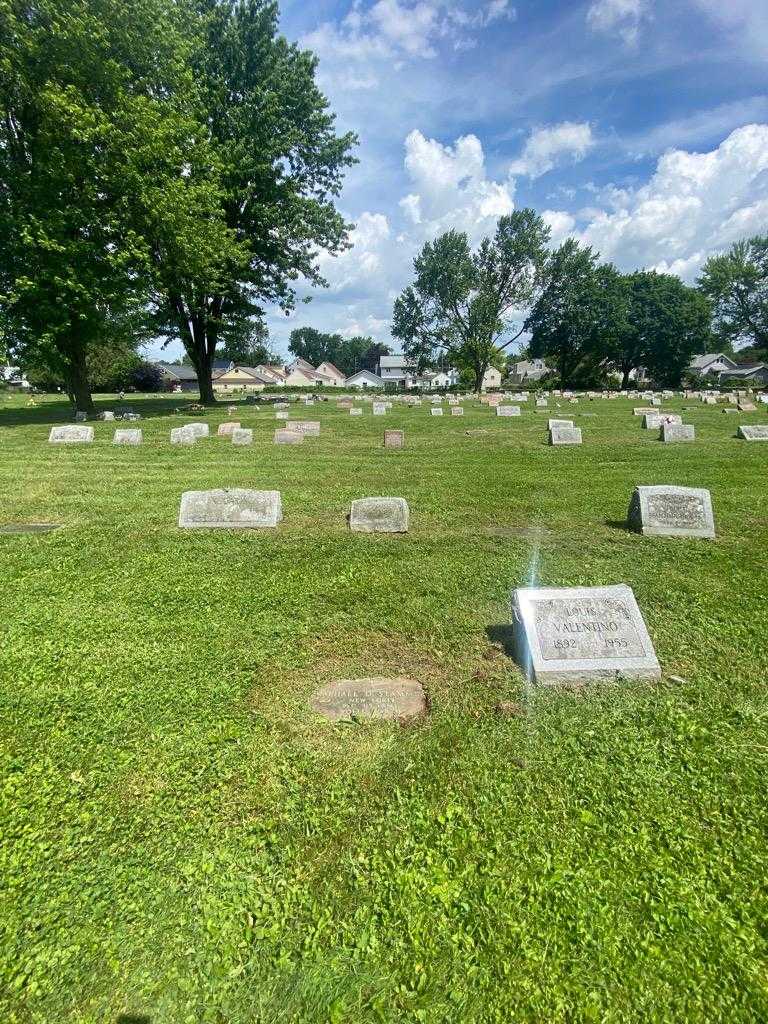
[310,677,427,722]
[75,411,88,422]
[171,426,196,445]
[511,584,661,686]
[451,407,464,416]
[217,421,240,436]
[660,422,695,443]
[275,410,289,420]
[384,430,404,448]
[547,418,573,430]
[549,425,582,445]
[497,405,521,417]
[185,422,210,438]
[49,426,94,444]
[113,429,142,445]
[737,425,768,441]
[287,420,320,436]
[430,407,443,416]
[738,402,757,412]
[349,407,363,416]
[231,428,253,445]
[274,428,303,445]
[349,497,409,533]
[101,411,115,421]
[627,485,715,539]
[372,402,386,415]
[178,488,282,528]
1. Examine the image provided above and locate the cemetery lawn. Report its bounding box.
[2,391,768,1024]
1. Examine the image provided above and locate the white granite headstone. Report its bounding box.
[628,485,715,539]
[178,488,282,528]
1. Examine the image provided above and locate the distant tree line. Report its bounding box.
[287,327,391,376]
[393,215,768,392]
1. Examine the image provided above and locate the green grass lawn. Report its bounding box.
[1,389,767,1023]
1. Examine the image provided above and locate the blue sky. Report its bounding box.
[155,0,768,361]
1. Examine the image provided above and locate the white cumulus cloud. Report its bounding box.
[509,122,594,178]
[576,124,768,278]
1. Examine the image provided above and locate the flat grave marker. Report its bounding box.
[661,423,695,443]
[274,428,303,445]
[384,430,404,448]
[310,677,427,722]
[737,425,768,441]
[113,429,142,445]
[549,425,582,445]
[231,428,253,445]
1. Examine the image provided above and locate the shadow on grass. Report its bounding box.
[116,1016,151,1024]
[605,519,632,532]
[486,624,515,658]
[0,395,199,428]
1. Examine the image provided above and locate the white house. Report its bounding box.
[345,369,384,388]
[507,359,547,385]
[689,353,739,377]
[377,354,418,387]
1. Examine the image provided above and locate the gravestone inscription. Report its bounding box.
[627,485,715,539]
[310,677,427,722]
[384,430,404,448]
[737,425,768,441]
[660,423,695,443]
[549,426,582,445]
[511,584,661,686]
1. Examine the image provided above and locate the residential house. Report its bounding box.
[315,361,346,387]
[377,354,419,388]
[212,366,271,392]
[717,362,768,385]
[254,364,288,385]
[155,362,200,392]
[481,366,503,390]
[689,353,739,377]
[345,369,384,388]
[507,359,548,386]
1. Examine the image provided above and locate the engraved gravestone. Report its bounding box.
[310,677,427,721]
[384,430,404,448]
[430,407,443,416]
[349,497,409,533]
[178,488,282,528]
[511,584,661,686]
[372,402,386,415]
[738,402,757,412]
[113,429,142,445]
[75,411,88,422]
[660,422,695,443]
[628,485,715,539]
[547,418,573,430]
[349,407,363,416]
[274,428,303,445]
[549,425,582,445]
[218,421,240,436]
[276,410,289,419]
[183,422,209,438]
[737,425,768,441]
[101,411,115,421]
[49,425,94,444]
[497,406,521,417]
[451,407,464,416]
[231,428,253,445]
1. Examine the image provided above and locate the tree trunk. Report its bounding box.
[67,337,94,413]
[621,366,631,390]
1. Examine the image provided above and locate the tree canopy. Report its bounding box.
[698,236,768,359]
[391,210,550,392]
[288,327,390,376]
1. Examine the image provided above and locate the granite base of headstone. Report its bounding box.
[350,497,409,533]
[178,488,282,528]
[511,584,661,686]
[627,485,715,539]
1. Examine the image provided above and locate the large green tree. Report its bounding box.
[0,0,199,410]
[526,239,623,388]
[697,236,768,358]
[149,0,357,403]
[391,210,550,393]
[609,271,711,388]
[216,317,278,366]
